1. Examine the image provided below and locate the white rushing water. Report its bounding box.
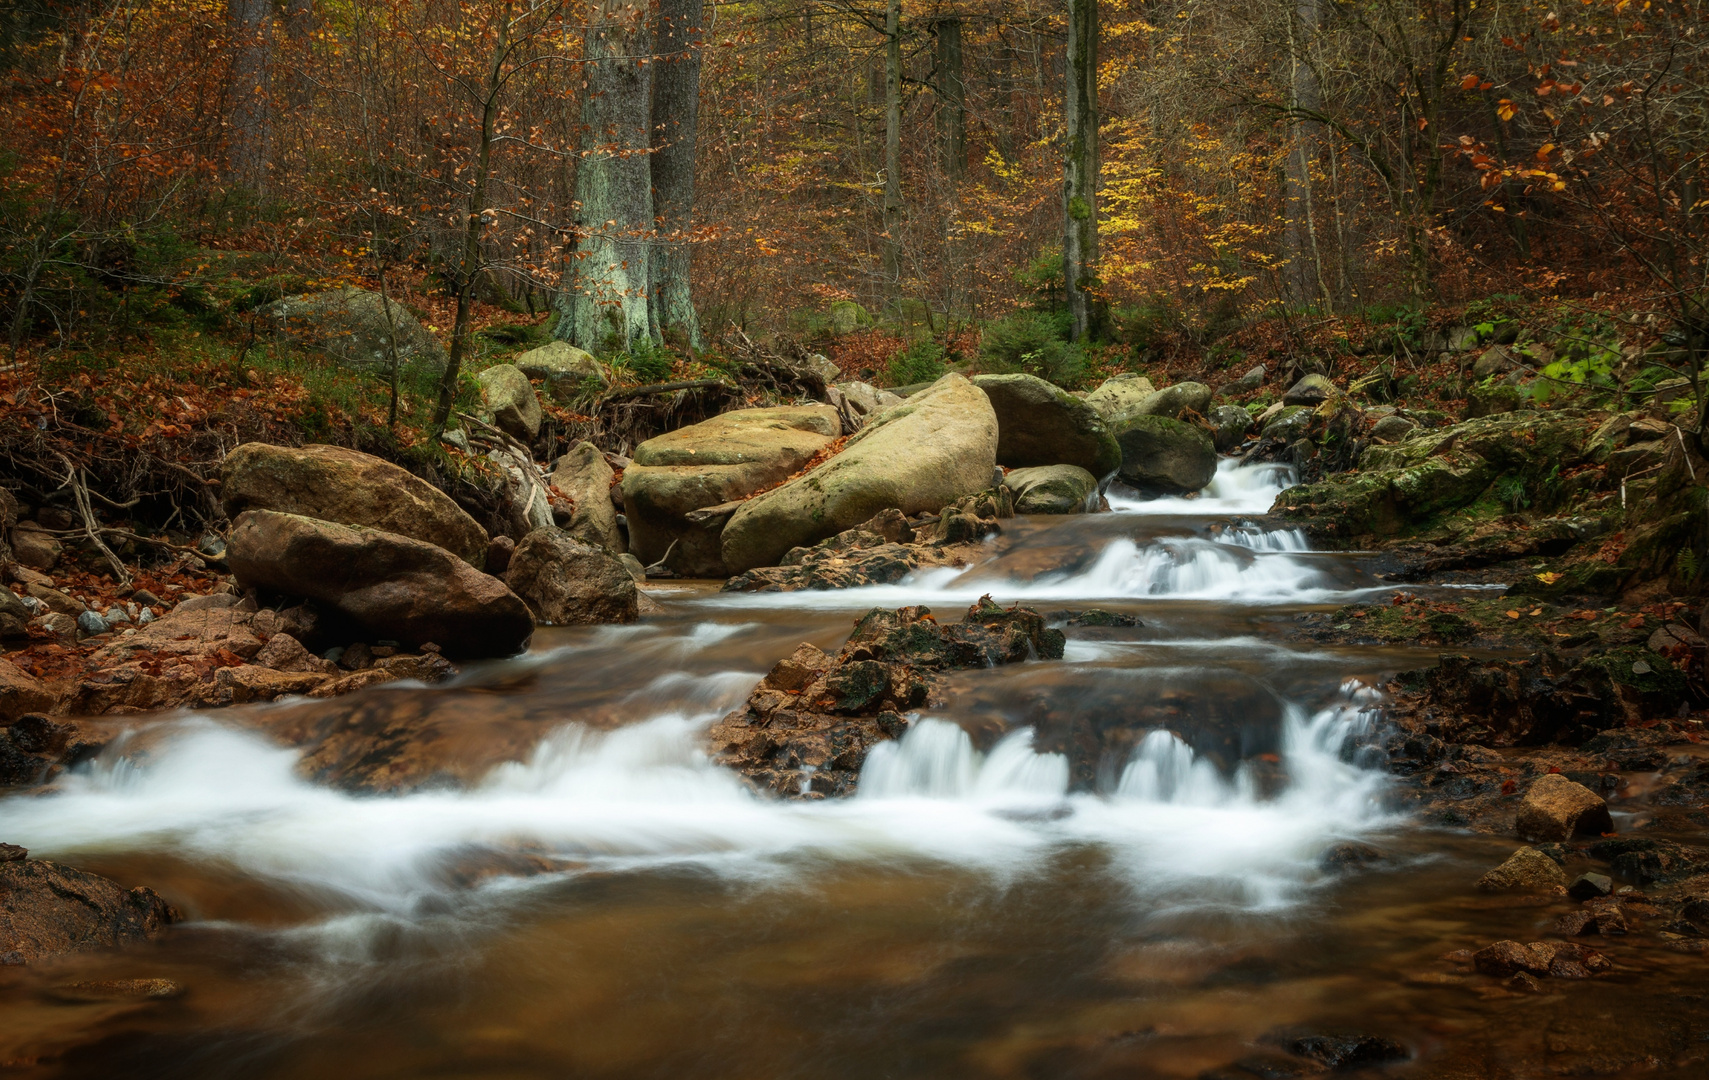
[4,681,1391,927]
[1107,459,1298,515]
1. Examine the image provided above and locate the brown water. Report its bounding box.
[6,466,1708,1078]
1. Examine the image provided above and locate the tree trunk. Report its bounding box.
[649,0,703,349]
[934,17,965,183]
[226,0,271,191]
[880,0,902,287]
[1064,0,1099,342]
[1282,0,1328,309]
[557,0,655,353]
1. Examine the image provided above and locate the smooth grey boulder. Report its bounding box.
[1136,381,1213,421]
[1083,374,1157,427]
[550,441,624,552]
[477,364,543,441]
[515,341,608,402]
[721,374,998,573]
[261,287,447,376]
[1371,414,1419,443]
[1114,416,1216,494]
[1003,465,1099,514]
[970,373,1121,478]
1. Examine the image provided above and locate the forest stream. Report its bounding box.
[4,462,1708,1079]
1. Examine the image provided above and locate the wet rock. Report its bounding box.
[1678,896,1709,934]
[1275,1032,1408,1070]
[504,527,638,625]
[1587,837,1708,885]
[1208,404,1253,453]
[723,499,998,593]
[1568,872,1614,900]
[253,632,339,675]
[708,599,1064,797]
[260,286,448,376]
[228,510,533,659]
[1473,940,1553,976]
[970,373,1121,477]
[1516,773,1614,842]
[550,441,624,552]
[622,405,841,576]
[1,659,56,723]
[191,664,332,707]
[476,363,543,441]
[0,856,178,965]
[1051,609,1141,627]
[722,375,998,574]
[220,442,489,566]
[1319,841,1385,872]
[1003,464,1098,514]
[1476,846,1567,892]
[515,340,607,402]
[1113,415,1217,494]
[47,977,186,1003]
[1281,374,1337,406]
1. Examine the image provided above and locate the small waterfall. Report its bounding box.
[1108,459,1298,516]
[859,723,1069,801]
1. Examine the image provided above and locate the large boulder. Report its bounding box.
[1136,381,1213,421]
[719,374,998,574]
[1208,404,1253,453]
[476,363,543,441]
[260,287,447,376]
[9,524,60,571]
[550,441,623,552]
[621,405,841,577]
[1083,374,1157,426]
[1113,415,1217,494]
[1516,774,1614,841]
[504,528,638,625]
[515,341,607,402]
[970,373,1121,478]
[228,511,533,659]
[220,443,489,566]
[1003,465,1098,514]
[0,853,179,964]
[1,657,56,722]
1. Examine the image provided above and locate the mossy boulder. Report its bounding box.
[1113,415,1216,494]
[970,373,1121,477]
[1003,464,1099,514]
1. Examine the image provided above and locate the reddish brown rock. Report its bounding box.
[0,658,56,722]
[1516,773,1614,842]
[504,528,638,625]
[0,856,178,965]
[1475,846,1567,893]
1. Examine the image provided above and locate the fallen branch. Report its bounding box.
[598,379,730,407]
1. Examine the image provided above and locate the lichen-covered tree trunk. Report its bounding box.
[1283,0,1329,309]
[935,16,965,183]
[225,0,271,191]
[1063,0,1099,342]
[880,0,902,287]
[558,0,655,353]
[649,0,703,349]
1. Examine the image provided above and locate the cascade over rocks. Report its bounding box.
[720,374,998,574]
[0,852,179,965]
[1003,464,1099,514]
[969,373,1120,478]
[621,404,841,577]
[504,527,639,625]
[220,442,490,566]
[260,287,448,376]
[549,441,624,552]
[228,510,533,659]
[708,598,1066,797]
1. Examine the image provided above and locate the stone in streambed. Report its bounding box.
[720,375,998,574]
[504,528,638,625]
[0,856,179,965]
[550,441,624,552]
[1112,415,1216,495]
[1208,404,1253,453]
[220,442,489,566]
[228,510,532,659]
[969,373,1120,478]
[1476,846,1566,892]
[1282,373,1338,406]
[1003,465,1098,514]
[1516,773,1614,842]
[1568,872,1613,900]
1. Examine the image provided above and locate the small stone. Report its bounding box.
[1568,872,1613,900]
[1473,940,1552,976]
[103,606,132,626]
[1516,773,1614,842]
[1630,660,1652,674]
[1281,373,1338,406]
[131,589,161,607]
[1282,1033,1408,1070]
[1507,971,1546,994]
[486,534,517,575]
[1586,897,1629,935]
[1553,911,1597,936]
[1319,841,1385,872]
[137,608,154,625]
[1476,846,1567,892]
[75,610,112,637]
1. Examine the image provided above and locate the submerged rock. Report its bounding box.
[1476,846,1567,892]
[708,599,1065,797]
[0,854,179,965]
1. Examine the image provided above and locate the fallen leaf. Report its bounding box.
[1506,610,1521,619]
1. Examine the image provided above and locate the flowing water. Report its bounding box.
[5,461,1707,1078]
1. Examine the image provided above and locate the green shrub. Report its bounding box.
[978,310,1086,387]
[616,336,675,382]
[886,339,948,386]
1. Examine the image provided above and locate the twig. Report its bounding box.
[50,452,131,586]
